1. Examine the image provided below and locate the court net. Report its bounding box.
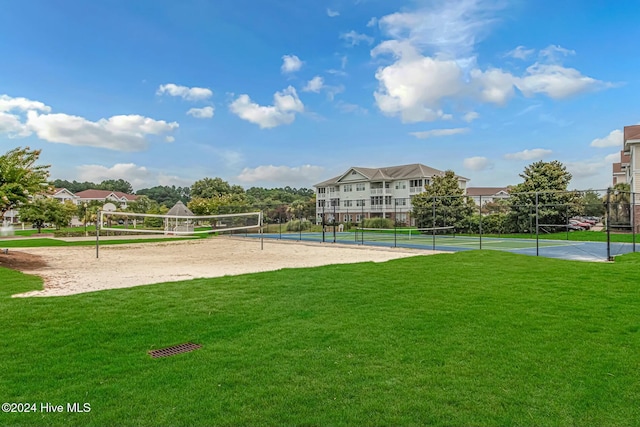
[354,226,455,242]
[98,210,262,236]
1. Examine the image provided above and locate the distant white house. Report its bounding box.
[74,189,138,208]
[466,187,510,206]
[313,163,469,226]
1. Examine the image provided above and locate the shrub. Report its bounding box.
[286,219,312,232]
[361,218,394,229]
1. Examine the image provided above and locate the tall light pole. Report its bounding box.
[84,202,88,237]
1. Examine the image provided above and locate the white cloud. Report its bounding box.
[504,148,553,161]
[506,45,535,60]
[516,63,605,99]
[77,163,152,189]
[372,42,463,122]
[165,136,175,142]
[186,106,214,119]
[237,164,325,185]
[327,8,339,17]
[590,129,623,148]
[463,156,493,171]
[604,152,621,163]
[157,83,212,101]
[229,86,304,129]
[0,94,51,113]
[0,112,29,137]
[370,3,611,123]
[26,112,178,151]
[335,101,368,115]
[377,0,501,58]
[367,17,378,27]
[303,76,324,93]
[539,44,575,61]
[410,128,469,139]
[340,30,374,46]
[463,111,479,122]
[470,68,517,105]
[281,55,303,73]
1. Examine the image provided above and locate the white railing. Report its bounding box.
[409,187,423,194]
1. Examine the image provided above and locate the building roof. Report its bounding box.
[620,150,631,164]
[465,187,509,197]
[75,189,138,201]
[612,163,623,174]
[166,201,194,216]
[314,163,469,187]
[624,125,640,143]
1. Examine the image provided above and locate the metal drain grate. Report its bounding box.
[148,342,201,358]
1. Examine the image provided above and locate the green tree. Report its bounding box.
[136,185,190,207]
[579,190,606,218]
[506,160,579,233]
[188,194,250,215]
[51,179,97,193]
[411,170,474,231]
[608,183,631,226]
[126,195,157,214]
[0,147,50,217]
[18,198,49,232]
[98,179,134,194]
[191,177,241,199]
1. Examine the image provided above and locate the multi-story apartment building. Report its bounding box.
[466,187,510,206]
[313,163,469,226]
[623,125,640,232]
[612,150,630,186]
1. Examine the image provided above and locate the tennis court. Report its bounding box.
[245,229,637,262]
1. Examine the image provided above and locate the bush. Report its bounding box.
[361,218,394,229]
[286,219,312,232]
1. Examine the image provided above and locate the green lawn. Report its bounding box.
[1,251,639,426]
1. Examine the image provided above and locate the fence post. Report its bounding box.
[322,205,325,243]
[333,203,336,243]
[479,195,482,250]
[633,192,637,253]
[394,203,397,248]
[535,192,539,257]
[432,196,436,251]
[279,211,282,240]
[606,188,612,261]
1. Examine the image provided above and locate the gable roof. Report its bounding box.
[166,201,194,216]
[75,189,138,201]
[315,163,469,187]
[624,125,640,143]
[465,187,509,197]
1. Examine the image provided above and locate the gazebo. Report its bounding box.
[165,201,194,234]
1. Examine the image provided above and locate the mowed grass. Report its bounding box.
[1,251,640,426]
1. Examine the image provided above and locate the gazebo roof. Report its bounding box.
[167,201,194,216]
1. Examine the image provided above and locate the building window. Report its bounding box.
[343,200,353,207]
[385,196,392,205]
[318,200,325,207]
[409,179,423,188]
[371,196,383,205]
[343,184,352,192]
[351,171,356,175]
[344,214,353,222]
[395,198,407,206]
[356,214,363,222]
[356,200,365,207]
[356,183,366,191]
[395,181,406,190]
[318,188,326,194]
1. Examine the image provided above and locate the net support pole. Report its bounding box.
[535,192,539,257]
[260,211,264,250]
[96,210,100,259]
[606,188,612,261]
[333,203,336,243]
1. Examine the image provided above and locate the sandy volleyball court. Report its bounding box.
[3,237,445,297]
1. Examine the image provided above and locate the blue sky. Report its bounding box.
[1,0,639,191]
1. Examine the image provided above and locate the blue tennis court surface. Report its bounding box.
[242,231,638,262]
